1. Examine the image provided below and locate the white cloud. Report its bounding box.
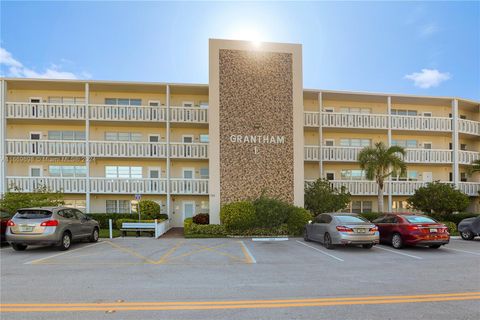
[404,69,451,89]
[0,47,88,80]
[419,23,438,37]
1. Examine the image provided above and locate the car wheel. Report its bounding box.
[324,233,334,250]
[304,229,310,242]
[429,245,441,249]
[460,230,474,240]
[391,233,404,249]
[58,232,72,251]
[362,244,373,249]
[11,244,27,251]
[90,228,99,243]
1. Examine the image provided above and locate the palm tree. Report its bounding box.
[358,142,407,213]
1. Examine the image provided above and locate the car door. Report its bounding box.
[307,215,322,241]
[74,210,92,237]
[63,209,82,239]
[373,216,388,242]
[383,216,398,243]
[314,214,329,243]
[471,217,480,234]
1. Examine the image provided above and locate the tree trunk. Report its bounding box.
[377,184,384,213]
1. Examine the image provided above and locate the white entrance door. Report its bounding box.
[30,166,42,190]
[182,135,193,157]
[183,168,194,193]
[149,135,160,156]
[183,201,195,221]
[30,132,41,154]
[423,172,433,182]
[148,168,161,192]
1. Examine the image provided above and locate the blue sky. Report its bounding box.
[1,1,479,100]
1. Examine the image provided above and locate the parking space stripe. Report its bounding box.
[154,240,185,264]
[295,241,344,262]
[24,241,105,265]
[444,247,480,256]
[239,241,256,264]
[374,246,423,260]
[105,241,156,264]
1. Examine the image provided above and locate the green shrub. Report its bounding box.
[220,201,256,232]
[253,195,290,228]
[86,213,137,229]
[286,206,313,236]
[115,218,163,230]
[228,224,289,236]
[304,179,351,217]
[184,218,226,238]
[441,221,458,235]
[138,200,161,218]
[359,212,384,222]
[192,213,209,225]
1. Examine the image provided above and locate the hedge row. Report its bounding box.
[184,218,226,238]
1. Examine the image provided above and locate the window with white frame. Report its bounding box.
[199,134,209,143]
[340,170,365,180]
[105,98,142,106]
[48,97,85,104]
[49,166,86,177]
[64,200,86,212]
[48,131,85,140]
[339,107,371,114]
[106,200,131,214]
[324,139,335,146]
[105,132,142,141]
[105,166,142,178]
[392,139,417,148]
[340,139,371,147]
[391,109,418,116]
[392,170,418,181]
[350,201,372,213]
[199,168,209,179]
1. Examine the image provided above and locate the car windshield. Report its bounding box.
[404,215,436,224]
[15,210,53,219]
[336,215,368,223]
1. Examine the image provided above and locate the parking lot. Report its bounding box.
[1,237,479,320]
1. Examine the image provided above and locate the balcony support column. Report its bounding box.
[85,83,91,213]
[387,96,392,212]
[0,80,6,198]
[452,99,459,188]
[166,85,171,219]
[318,92,323,178]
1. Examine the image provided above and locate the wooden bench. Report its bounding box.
[120,222,156,237]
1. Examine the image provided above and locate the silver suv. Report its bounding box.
[6,207,99,251]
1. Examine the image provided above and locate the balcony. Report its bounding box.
[322,113,389,129]
[6,140,86,157]
[458,182,480,196]
[6,177,209,195]
[6,102,86,120]
[304,146,454,164]
[458,119,480,136]
[459,150,480,165]
[391,115,451,132]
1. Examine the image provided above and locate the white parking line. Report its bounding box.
[296,240,344,262]
[240,241,257,264]
[375,246,423,260]
[444,247,480,256]
[24,241,105,265]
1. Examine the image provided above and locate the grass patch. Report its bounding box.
[99,229,121,238]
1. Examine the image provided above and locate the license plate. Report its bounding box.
[19,226,34,232]
[429,228,438,233]
[356,229,366,233]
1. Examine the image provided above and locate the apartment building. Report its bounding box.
[0,40,479,227]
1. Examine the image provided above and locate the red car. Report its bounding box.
[373,214,449,249]
[1,211,12,243]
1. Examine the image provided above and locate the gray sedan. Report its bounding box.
[304,213,379,249]
[458,216,480,240]
[6,207,99,251]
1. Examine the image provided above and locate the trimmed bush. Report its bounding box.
[138,200,161,218]
[192,213,209,225]
[220,201,256,232]
[86,213,137,229]
[253,195,290,228]
[286,206,313,236]
[184,218,226,238]
[228,224,289,236]
[441,221,458,235]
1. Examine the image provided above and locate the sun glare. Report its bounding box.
[230,26,264,48]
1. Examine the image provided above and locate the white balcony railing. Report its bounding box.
[459,151,480,165]
[304,146,455,164]
[89,141,168,158]
[458,119,480,136]
[391,115,452,132]
[6,140,86,157]
[6,177,209,195]
[304,112,320,127]
[169,143,209,158]
[458,182,480,196]
[89,104,168,122]
[6,102,86,120]
[322,113,389,129]
[169,107,208,123]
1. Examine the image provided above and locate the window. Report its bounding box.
[339,139,371,147]
[392,200,409,211]
[351,201,362,213]
[200,102,209,109]
[48,131,85,140]
[48,97,85,104]
[64,200,86,211]
[324,139,335,146]
[460,144,467,151]
[336,215,368,223]
[182,101,194,108]
[423,142,432,150]
[323,108,334,112]
[341,170,365,180]
[423,112,432,117]
[404,215,437,224]
[326,172,335,181]
[392,171,417,181]
[200,168,209,179]
[183,169,194,179]
[105,98,142,106]
[49,166,86,177]
[199,134,209,143]
[461,172,467,182]
[148,100,160,107]
[30,167,42,177]
[391,109,417,116]
[105,132,142,141]
[106,200,131,214]
[339,107,371,114]
[182,136,194,143]
[362,201,372,213]
[105,166,142,178]
[460,115,467,120]
[392,140,417,148]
